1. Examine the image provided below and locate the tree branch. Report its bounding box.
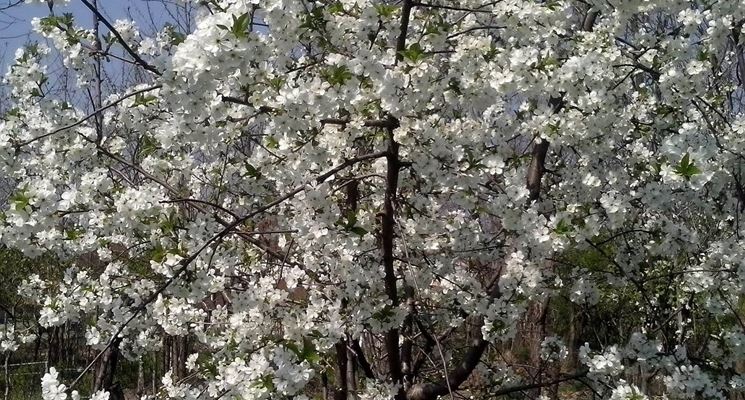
[16,85,162,148]
[350,339,377,379]
[491,370,589,397]
[78,0,161,75]
[412,1,497,13]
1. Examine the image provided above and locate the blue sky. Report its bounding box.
[0,0,189,69]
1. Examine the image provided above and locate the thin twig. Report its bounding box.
[16,85,162,148]
[78,0,161,75]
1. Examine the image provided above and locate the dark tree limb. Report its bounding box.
[351,339,377,379]
[525,8,597,201]
[406,327,488,400]
[406,267,504,400]
[16,85,162,148]
[93,336,121,393]
[526,139,550,201]
[78,0,161,75]
[333,340,349,400]
[490,370,588,397]
[381,0,413,396]
[383,124,403,388]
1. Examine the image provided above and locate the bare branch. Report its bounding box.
[16,84,162,148]
[78,0,162,75]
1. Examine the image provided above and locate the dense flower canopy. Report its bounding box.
[2,0,745,399]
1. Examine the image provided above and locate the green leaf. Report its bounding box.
[5,107,22,118]
[39,14,82,44]
[218,13,252,39]
[547,122,560,136]
[163,24,186,46]
[150,246,167,263]
[697,49,709,62]
[284,341,302,358]
[131,93,159,108]
[244,163,262,179]
[372,305,395,322]
[300,337,319,363]
[656,104,675,116]
[545,0,560,10]
[268,77,285,92]
[424,13,448,35]
[10,190,30,211]
[233,13,252,38]
[39,13,75,33]
[375,4,397,18]
[536,57,558,71]
[255,374,275,391]
[139,135,160,157]
[674,153,701,179]
[322,65,353,86]
[103,32,117,45]
[350,226,368,236]
[300,7,326,31]
[336,211,367,236]
[554,219,573,235]
[265,136,279,149]
[401,42,426,63]
[448,78,461,95]
[343,212,356,228]
[328,2,344,14]
[20,43,41,63]
[159,212,180,234]
[483,45,499,62]
[65,228,85,240]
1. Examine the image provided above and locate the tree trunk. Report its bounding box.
[332,340,348,400]
[46,327,61,367]
[93,338,121,394]
[165,335,189,380]
[137,358,145,398]
[3,351,9,400]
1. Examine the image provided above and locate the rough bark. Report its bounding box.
[526,140,550,201]
[93,337,121,394]
[3,352,9,400]
[384,2,412,397]
[333,340,348,400]
[46,326,61,367]
[165,335,189,380]
[346,343,358,399]
[382,123,403,393]
[137,358,145,398]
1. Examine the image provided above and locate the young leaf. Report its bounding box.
[401,42,426,63]
[674,153,701,179]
